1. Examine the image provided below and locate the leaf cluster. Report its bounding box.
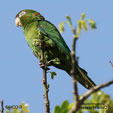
[53,91,113,113]
[58,13,96,38]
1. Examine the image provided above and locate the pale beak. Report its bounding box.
[15,17,22,27]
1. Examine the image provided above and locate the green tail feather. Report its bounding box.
[77,67,96,89]
[67,67,96,89]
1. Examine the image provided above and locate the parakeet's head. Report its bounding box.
[15,9,45,28]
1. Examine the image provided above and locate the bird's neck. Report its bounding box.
[22,21,38,35]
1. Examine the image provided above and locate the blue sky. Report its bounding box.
[0,0,113,113]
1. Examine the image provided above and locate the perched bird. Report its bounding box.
[15,9,96,89]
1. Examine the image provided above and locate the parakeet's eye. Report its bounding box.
[19,11,26,18]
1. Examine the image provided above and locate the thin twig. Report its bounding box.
[40,41,50,113]
[69,79,113,113]
[70,28,79,112]
[0,100,4,113]
[80,79,113,104]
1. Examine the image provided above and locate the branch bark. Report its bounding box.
[42,66,50,113]
[70,28,79,112]
[80,79,113,104]
[40,41,50,113]
[69,79,113,113]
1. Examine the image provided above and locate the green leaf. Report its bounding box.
[81,12,86,20]
[53,106,61,113]
[61,100,69,109]
[61,109,69,113]
[58,22,65,33]
[68,102,74,110]
[88,19,96,29]
[81,21,88,31]
[66,16,73,30]
[53,101,69,113]
[50,72,57,79]
[77,20,82,35]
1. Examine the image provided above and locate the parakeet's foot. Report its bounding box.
[39,62,44,68]
[39,62,50,70]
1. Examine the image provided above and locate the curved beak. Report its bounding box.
[15,17,22,27]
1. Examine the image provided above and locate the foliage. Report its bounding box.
[5,102,29,113]
[58,12,96,37]
[53,100,70,113]
[48,71,57,79]
[53,91,113,113]
[58,22,65,33]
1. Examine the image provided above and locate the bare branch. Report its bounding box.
[70,28,79,112]
[69,79,113,113]
[40,41,50,113]
[80,79,113,103]
[42,67,50,113]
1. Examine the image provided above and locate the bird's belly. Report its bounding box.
[27,39,56,61]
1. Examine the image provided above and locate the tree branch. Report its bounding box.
[69,79,113,113]
[42,66,50,113]
[40,41,50,113]
[80,79,113,104]
[0,100,4,113]
[69,27,113,113]
[69,28,79,112]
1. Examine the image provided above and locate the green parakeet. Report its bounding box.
[15,9,96,89]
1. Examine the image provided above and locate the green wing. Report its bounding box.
[38,21,96,89]
[38,20,70,56]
